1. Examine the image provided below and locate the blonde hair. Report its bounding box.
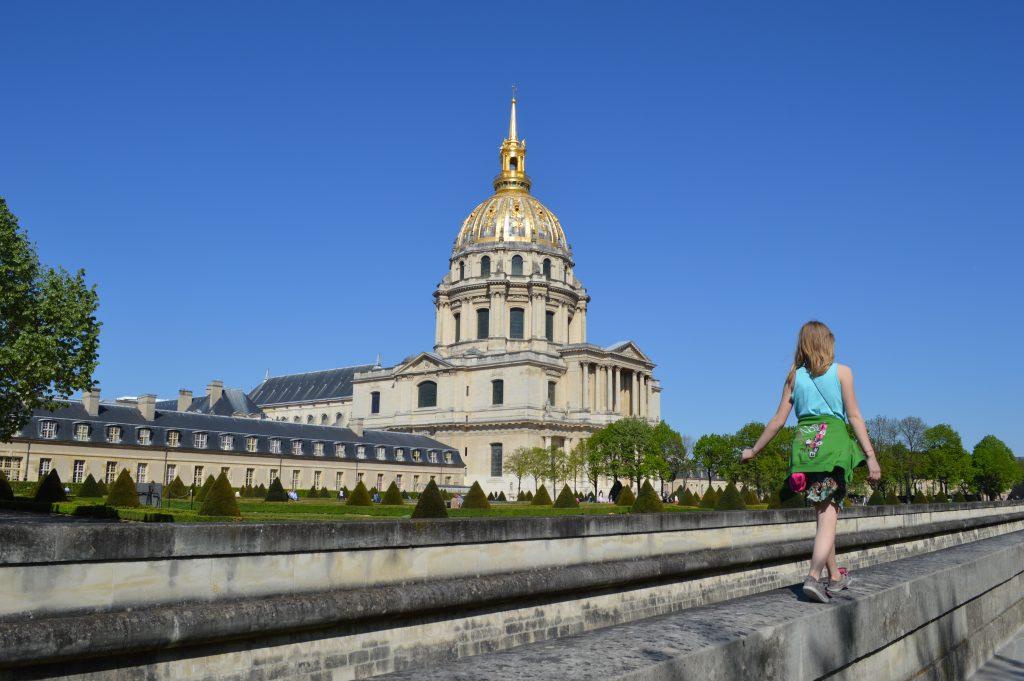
[787,320,835,384]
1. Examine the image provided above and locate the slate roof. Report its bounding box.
[19,402,463,467]
[155,389,264,417]
[248,365,375,406]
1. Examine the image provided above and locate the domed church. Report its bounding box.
[250,97,661,494]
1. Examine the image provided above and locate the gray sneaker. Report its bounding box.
[803,576,829,603]
[827,572,853,592]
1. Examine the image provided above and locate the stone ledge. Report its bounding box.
[0,501,1019,565]
[2,510,1021,670]
[373,530,1024,681]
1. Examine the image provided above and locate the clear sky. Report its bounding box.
[2,2,1021,454]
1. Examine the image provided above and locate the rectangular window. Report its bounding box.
[444,451,453,464]
[221,467,230,475]
[357,445,366,460]
[413,474,420,490]
[106,461,118,484]
[509,308,524,339]
[246,437,258,453]
[477,308,489,339]
[73,460,85,483]
[292,441,303,455]
[270,468,278,483]
[38,458,51,479]
[314,442,324,456]
[138,428,152,445]
[454,313,461,342]
[313,471,322,488]
[491,443,503,477]
[38,421,57,439]
[395,448,404,461]
[376,446,386,461]
[492,379,504,405]
[165,464,176,485]
[136,463,148,483]
[335,471,343,489]
[412,449,421,462]
[245,468,254,487]
[166,430,180,447]
[220,434,234,451]
[395,474,402,489]
[445,475,451,485]
[371,391,380,414]
[428,450,438,464]
[106,426,122,443]
[291,470,300,489]
[335,442,346,457]
[269,438,281,454]
[194,432,207,449]
[0,457,22,481]
[548,381,556,406]
[545,311,555,342]
[357,472,365,483]
[193,466,204,486]
[74,423,90,441]
[376,473,384,491]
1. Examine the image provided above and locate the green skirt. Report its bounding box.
[789,415,866,485]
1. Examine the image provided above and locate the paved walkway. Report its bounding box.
[971,625,1024,680]
[0,509,119,524]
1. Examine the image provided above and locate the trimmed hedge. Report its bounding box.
[265,477,288,502]
[462,481,491,509]
[867,489,886,505]
[165,475,188,499]
[630,480,663,513]
[678,488,696,506]
[78,473,103,498]
[616,485,636,507]
[497,491,507,502]
[411,479,448,519]
[106,469,140,507]
[195,475,216,502]
[0,471,14,502]
[553,484,579,508]
[524,490,534,501]
[347,481,373,507]
[516,491,526,501]
[34,469,67,503]
[715,482,746,511]
[382,481,404,505]
[199,472,241,517]
[934,491,950,503]
[531,485,553,505]
[698,487,718,509]
[742,488,759,506]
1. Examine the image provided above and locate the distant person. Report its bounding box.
[598,490,604,502]
[288,490,298,501]
[450,494,463,509]
[372,492,380,503]
[338,489,345,500]
[741,321,881,603]
[609,479,622,503]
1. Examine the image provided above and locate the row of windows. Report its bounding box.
[453,309,556,342]
[458,256,555,281]
[31,420,453,462]
[416,380,557,408]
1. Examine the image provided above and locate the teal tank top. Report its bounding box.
[791,364,847,422]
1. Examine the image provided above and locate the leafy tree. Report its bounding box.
[729,422,790,497]
[651,420,686,495]
[893,416,928,498]
[199,472,241,517]
[591,418,658,492]
[575,437,607,498]
[502,446,533,495]
[34,469,67,503]
[106,469,140,507]
[563,442,586,493]
[692,434,732,489]
[523,447,552,490]
[921,424,970,496]
[0,198,101,442]
[971,436,1018,500]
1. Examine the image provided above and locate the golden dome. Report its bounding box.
[453,95,570,257]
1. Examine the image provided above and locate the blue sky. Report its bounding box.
[2,2,1021,454]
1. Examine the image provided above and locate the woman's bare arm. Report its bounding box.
[837,364,881,481]
[741,378,794,462]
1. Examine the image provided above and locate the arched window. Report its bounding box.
[509,157,518,171]
[480,256,491,277]
[492,379,504,405]
[543,258,551,279]
[511,255,523,276]
[417,381,437,408]
[306,415,314,424]
[509,308,525,339]
[459,261,465,280]
[334,413,343,425]
[293,416,301,423]
[320,414,329,424]
[477,308,489,339]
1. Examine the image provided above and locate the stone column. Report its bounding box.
[604,366,612,412]
[492,289,505,337]
[612,367,620,414]
[532,292,545,339]
[581,362,590,411]
[633,372,640,416]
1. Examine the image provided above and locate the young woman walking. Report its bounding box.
[740,321,882,603]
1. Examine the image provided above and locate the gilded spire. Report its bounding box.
[509,87,518,141]
[494,90,531,194]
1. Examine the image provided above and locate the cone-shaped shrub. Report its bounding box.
[411,479,448,519]
[497,491,507,502]
[630,480,664,513]
[554,484,579,508]
[679,488,696,506]
[34,469,67,503]
[487,492,495,501]
[347,480,373,506]
[165,475,187,499]
[78,473,103,498]
[106,469,140,507]
[381,481,404,505]
[525,490,534,501]
[715,483,746,511]
[885,494,900,505]
[742,488,759,505]
[199,472,241,517]
[867,489,886,505]
[462,481,491,509]
[516,490,525,501]
[616,485,636,506]
[0,471,13,501]
[952,492,967,503]
[256,482,267,497]
[265,477,288,502]
[935,491,950,503]
[195,475,216,502]
[531,484,553,505]
[911,494,928,504]
[698,487,718,509]
[97,479,108,495]
[674,485,685,502]
[307,483,319,499]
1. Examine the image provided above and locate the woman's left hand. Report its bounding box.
[740,448,756,463]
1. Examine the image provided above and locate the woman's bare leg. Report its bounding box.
[826,546,840,582]
[809,501,838,579]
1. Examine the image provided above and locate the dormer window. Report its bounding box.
[246,436,258,453]
[194,432,208,449]
[220,434,234,451]
[269,438,281,454]
[291,440,303,455]
[356,445,366,460]
[74,424,90,441]
[395,448,405,461]
[313,441,324,456]
[444,451,453,464]
[428,450,438,464]
[376,446,386,461]
[166,430,181,447]
[412,449,422,462]
[137,428,152,446]
[38,420,57,439]
[106,426,122,444]
[335,442,346,457]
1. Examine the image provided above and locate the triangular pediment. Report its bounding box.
[606,341,653,364]
[394,352,453,376]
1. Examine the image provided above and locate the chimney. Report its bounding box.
[138,394,156,421]
[177,389,193,412]
[82,389,100,416]
[206,380,224,407]
[350,417,364,438]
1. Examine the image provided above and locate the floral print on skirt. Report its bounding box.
[804,467,847,504]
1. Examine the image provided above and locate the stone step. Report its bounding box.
[374,530,1024,681]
